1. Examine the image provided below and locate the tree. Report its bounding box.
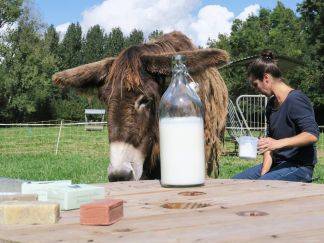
[59,23,83,69]
[208,2,306,98]
[54,23,93,120]
[208,1,322,123]
[104,27,125,57]
[0,64,7,114]
[0,0,23,28]
[83,25,105,63]
[125,29,144,47]
[297,0,324,121]
[297,0,324,62]
[148,29,163,42]
[0,5,57,122]
[44,24,59,56]
[268,2,303,57]
[75,25,107,114]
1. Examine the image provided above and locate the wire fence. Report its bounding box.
[0,120,109,157]
[0,121,323,158]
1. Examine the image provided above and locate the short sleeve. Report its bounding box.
[289,92,319,138]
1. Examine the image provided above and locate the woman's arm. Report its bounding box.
[261,150,272,175]
[258,132,318,153]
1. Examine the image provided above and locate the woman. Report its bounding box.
[233,50,319,182]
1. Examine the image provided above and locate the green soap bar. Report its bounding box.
[21,180,72,201]
[47,184,105,210]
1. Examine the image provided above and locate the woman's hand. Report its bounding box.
[258,132,318,154]
[258,137,282,154]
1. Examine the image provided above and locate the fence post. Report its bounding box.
[55,120,63,155]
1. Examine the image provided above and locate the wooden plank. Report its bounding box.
[2,194,324,242]
[2,180,322,222]
[3,180,323,222]
[99,179,253,196]
[1,179,324,242]
[100,180,324,219]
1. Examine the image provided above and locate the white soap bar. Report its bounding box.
[0,201,60,225]
[21,180,72,201]
[46,184,105,210]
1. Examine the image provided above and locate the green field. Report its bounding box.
[0,125,323,183]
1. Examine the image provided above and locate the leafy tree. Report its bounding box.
[0,65,7,114]
[83,24,105,63]
[268,2,303,56]
[1,1,321,122]
[59,22,83,69]
[148,29,163,42]
[209,2,306,98]
[208,1,322,122]
[297,0,324,62]
[44,24,59,56]
[0,5,57,122]
[0,0,23,28]
[297,0,324,121]
[104,27,125,57]
[125,29,144,47]
[53,23,92,120]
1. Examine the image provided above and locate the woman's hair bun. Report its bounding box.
[260,49,275,61]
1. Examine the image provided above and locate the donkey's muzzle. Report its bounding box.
[108,169,134,182]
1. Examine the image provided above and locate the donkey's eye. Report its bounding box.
[139,97,150,106]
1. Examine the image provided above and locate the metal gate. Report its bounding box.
[236,95,268,136]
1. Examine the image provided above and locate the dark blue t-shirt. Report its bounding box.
[266,90,319,166]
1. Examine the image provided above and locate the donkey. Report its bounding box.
[53,31,229,181]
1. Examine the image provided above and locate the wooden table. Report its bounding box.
[1,179,324,242]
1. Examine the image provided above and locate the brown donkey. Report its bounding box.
[52,31,229,181]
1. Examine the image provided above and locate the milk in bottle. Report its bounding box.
[159,55,205,187]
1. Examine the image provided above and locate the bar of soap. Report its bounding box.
[0,192,38,202]
[0,201,60,225]
[80,199,123,225]
[21,180,72,201]
[47,184,105,210]
[22,182,105,210]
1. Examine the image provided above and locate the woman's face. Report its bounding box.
[250,74,273,97]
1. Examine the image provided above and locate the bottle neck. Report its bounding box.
[171,64,188,86]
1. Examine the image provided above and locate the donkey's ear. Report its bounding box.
[141,49,229,76]
[52,57,116,90]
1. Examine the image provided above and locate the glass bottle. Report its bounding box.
[159,55,205,187]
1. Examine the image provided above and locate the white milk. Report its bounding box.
[159,116,205,186]
[238,136,258,160]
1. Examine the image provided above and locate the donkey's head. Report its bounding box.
[52,32,229,182]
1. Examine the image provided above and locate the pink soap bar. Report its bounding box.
[80,199,123,226]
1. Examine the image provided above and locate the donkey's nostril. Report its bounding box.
[108,170,134,182]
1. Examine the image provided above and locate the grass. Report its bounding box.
[1,153,323,184]
[0,125,109,156]
[0,125,109,183]
[0,154,108,184]
[0,125,323,184]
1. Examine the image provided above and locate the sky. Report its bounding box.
[33,0,302,46]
